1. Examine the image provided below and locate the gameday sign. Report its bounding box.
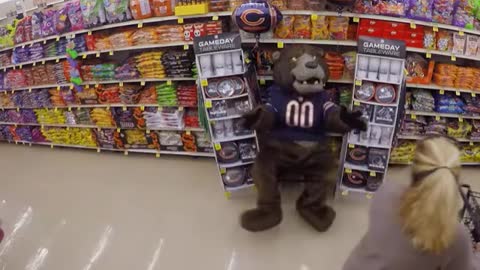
[193,32,242,54]
[358,36,406,58]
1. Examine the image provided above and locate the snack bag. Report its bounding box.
[103,0,132,23]
[311,16,329,40]
[66,0,85,31]
[452,0,475,28]
[293,16,311,39]
[328,16,349,40]
[274,15,294,39]
[407,0,434,21]
[432,0,455,24]
[130,0,153,20]
[452,33,466,54]
[424,29,436,49]
[436,30,453,51]
[31,11,43,39]
[80,0,107,28]
[54,6,70,34]
[378,0,408,16]
[152,0,173,16]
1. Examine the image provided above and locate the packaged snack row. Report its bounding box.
[0,82,197,107]
[405,88,480,115]
[274,15,354,40]
[0,124,212,153]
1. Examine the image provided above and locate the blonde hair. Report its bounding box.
[399,136,461,254]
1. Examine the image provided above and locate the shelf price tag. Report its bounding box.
[56,36,60,41]
[366,193,373,199]
[88,31,92,36]
[33,62,36,66]
[435,115,441,121]
[178,17,184,24]
[137,22,143,28]
[82,54,87,59]
[311,14,318,21]
[439,89,445,94]
[345,168,352,174]
[473,93,477,97]
[201,79,208,86]
[41,60,45,65]
[470,141,475,146]
[277,41,284,49]
[205,100,212,108]
[341,190,349,196]
[219,168,226,174]
[55,58,60,63]
[257,78,265,85]
[178,106,184,111]
[43,40,47,44]
[456,90,460,96]
[186,130,191,135]
[54,107,58,112]
[140,80,146,86]
[146,129,150,134]
[459,31,465,36]
[369,171,376,177]
[355,80,362,86]
[224,191,231,199]
[156,153,160,158]
[426,52,431,58]
[433,24,439,32]
[16,107,19,112]
[56,86,60,90]
[124,150,128,156]
[28,88,32,93]
[410,22,416,29]
[19,64,22,69]
[411,114,417,120]
[96,52,101,58]
[119,81,123,87]
[212,15,219,21]
[459,117,464,122]
[70,84,74,90]
[68,107,71,112]
[348,143,355,148]
[116,128,121,133]
[51,144,54,149]
[109,51,114,56]
[122,105,127,111]
[183,44,189,50]
[353,17,359,23]
[354,100,360,106]
[166,80,172,85]
[451,55,456,61]
[140,105,145,111]
[214,143,222,150]
[97,148,101,153]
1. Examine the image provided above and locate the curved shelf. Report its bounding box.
[406,110,480,120]
[0,122,205,132]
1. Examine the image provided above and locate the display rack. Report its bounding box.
[337,36,407,197]
[193,32,259,196]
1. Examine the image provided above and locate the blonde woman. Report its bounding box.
[343,136,480,270]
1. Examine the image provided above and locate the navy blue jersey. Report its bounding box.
[266,85,334,141]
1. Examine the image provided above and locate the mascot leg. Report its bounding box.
[241,151,282,232]
[296,153,337,232]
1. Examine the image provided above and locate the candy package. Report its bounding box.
[80,0,107,28]
[54,6,70,34]
[31,12,43,40]
[328,17,349,40]
[293,16,311,39]
[274,15,294,39]
[378,0,408,16]
[466,35,479,56]
[436,30,453,51]
[311,15,329,40]
[407,0,433,21]
[152,0,173,16]
[354,0,378,14]
[103,0,132,23]
[66,1,85,31]
[453,33,466,54]
[130,0,153,20]
[423,29,436,49]
[452,0,475,27]
[432,0,455,24]
[42,9,57,37]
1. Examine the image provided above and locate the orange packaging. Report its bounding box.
[274,15,294,39]
[152,0,173,17]
[130,0,153,20]
[293,15,311,39]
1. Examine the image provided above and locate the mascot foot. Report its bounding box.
[297,204,336,232]
[240,208,282,232]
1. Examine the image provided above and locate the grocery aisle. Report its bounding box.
[0,144,476,270]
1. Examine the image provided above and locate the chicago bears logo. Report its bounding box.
[233,0,282,34]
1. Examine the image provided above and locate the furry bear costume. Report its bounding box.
[241,45,366,232]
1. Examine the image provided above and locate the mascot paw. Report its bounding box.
[240,208,282,232]
[297,204,336,232]
[242,105,275,131]
[340,107,367,131]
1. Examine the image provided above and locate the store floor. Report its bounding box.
[0,143,478,270]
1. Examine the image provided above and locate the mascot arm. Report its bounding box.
[323,102,366,133]
[242,104,276,132]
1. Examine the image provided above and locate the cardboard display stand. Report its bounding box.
[194,32,260,195]
[337,36,407,197]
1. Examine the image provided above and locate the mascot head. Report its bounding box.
[272,45,329,95]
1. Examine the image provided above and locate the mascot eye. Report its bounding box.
[291,57,297,62]
[313,56,317,60]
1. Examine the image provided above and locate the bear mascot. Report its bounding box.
[241,45,366,232]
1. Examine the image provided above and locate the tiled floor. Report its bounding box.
[0,143,477,270]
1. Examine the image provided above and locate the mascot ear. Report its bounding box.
[272,51,281,63]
